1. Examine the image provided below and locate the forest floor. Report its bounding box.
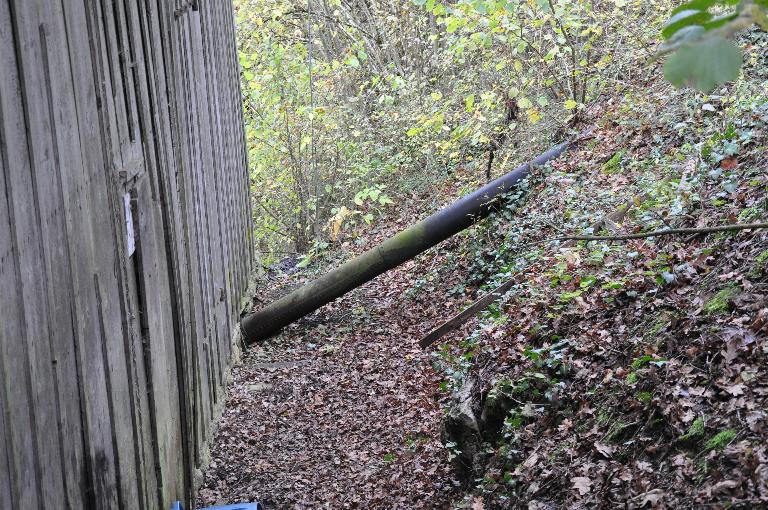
[198,36,768,510]
[196,205,467,508]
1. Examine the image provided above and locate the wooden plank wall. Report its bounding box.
[0,0,252,508]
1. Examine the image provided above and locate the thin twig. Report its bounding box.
[548,222,768,243]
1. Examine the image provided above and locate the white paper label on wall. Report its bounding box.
[124,192,136,257]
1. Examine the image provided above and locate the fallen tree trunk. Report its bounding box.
[241,141,572,344]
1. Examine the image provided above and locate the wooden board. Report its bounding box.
[0,0,251,507]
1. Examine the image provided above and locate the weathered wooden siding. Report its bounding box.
[0,1,252,508]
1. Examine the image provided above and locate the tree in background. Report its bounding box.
[234,0,765,264]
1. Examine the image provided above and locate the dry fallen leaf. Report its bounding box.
[571,476,592,496]
[635,488,665,507]
[594,442,615,458]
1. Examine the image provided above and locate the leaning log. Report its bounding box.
[241,141,572,344]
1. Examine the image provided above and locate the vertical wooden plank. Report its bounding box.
[215,0,239,326]
[33,7,90,509]
[190,7,230,397]
[85,2,162,508]
[2,1,77,506]
[226,0,253,286]
[0,377,12,509]
[215,0,244,311]
[134,0,196,502]
[173,2,217,452]
[0,14,40,500]
[2,0,251,508]
[199,1,234,357]
[119,0,187,503]
[156,0,210,471]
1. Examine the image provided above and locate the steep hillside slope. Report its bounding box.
[198,32,767,509]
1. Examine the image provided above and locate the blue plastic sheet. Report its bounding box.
[172,501,263,510]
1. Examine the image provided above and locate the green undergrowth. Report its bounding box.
[432,36,768,509]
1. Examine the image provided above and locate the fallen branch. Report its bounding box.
[418,197,645,349]
[418,277,518,348]
[549,222,768,243]
[419,215,765,349]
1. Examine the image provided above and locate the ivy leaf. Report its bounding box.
[473,0,488,14]
[664,36,742,91]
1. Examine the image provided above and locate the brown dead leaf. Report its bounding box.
[634,488,665,507]
[594,442,615,458]
[725,383,746,396]
[720,157,738,170]
[571,476,592,496]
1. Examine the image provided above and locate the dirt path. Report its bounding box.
[196,262,459,509]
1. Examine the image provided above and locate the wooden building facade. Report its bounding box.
[0,0,251,508]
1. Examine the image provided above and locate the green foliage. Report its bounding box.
[637,391,653,403]
[703,285,739,313]
[602,151,625,174]
[235,0,764,264]
[659,0,768,91]
[631,355,669,369]
[704,429,737,451]
[664,36,743,90]
[680,417,706,441]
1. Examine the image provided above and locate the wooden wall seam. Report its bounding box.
[0,0,251,508]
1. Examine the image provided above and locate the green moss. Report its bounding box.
[679,417,706,442]
[383,222,427,254]
[704,429,737,451]
[602,151,625,174]
[752,249,768,277]
[703,286,739,314]
[625,372,638,385]
[645,313,671,340]
[637,391,653,403]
